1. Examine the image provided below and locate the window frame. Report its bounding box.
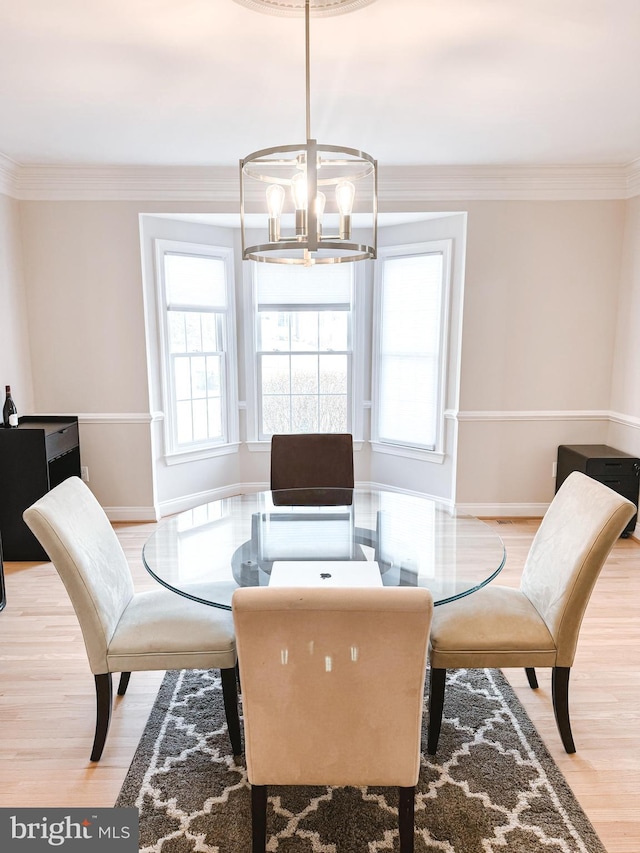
[154,238,238,462]
[245,261,364,444]
[372,240,452,460]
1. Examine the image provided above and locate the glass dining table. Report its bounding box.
[142,488,506,610]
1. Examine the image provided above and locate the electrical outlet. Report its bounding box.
[81,466,90,482]
[551,461,557,479]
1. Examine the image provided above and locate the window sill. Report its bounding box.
[370,441,445,463]
[164,442,240,465]
[246,440,365,452]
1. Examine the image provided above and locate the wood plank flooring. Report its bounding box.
[0,517,638,851]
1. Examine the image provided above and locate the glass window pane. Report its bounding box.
[165,254,226,309]
[168,312,186,354]
[291,355,318,394]
[208,398,223,439]
[207,355,222,395]
[319,396,348,432]
[176,400,193,444]
[319,354,347,393]
[319,311,348,351]
[185,314,203,353]
[201,313,219,352]
[262,354,290,395]
[290,312,318,351]
[191,356,207,399]
[192,399,208,441]
[259,312,290,351]
[292,396,318,433]
[174,356,191,402]
[262,396,291,435]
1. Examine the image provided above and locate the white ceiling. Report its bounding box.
[1,0,639,169]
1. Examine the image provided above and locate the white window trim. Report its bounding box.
[243,261,364,442]
[372,239,452,460]
[154,238,239,461]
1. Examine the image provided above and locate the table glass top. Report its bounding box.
[142,488,506,610]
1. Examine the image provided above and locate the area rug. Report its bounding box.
[116,668,606,853]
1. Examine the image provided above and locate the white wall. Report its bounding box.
[608,195,640,456]
[455,199,625,513]
[19,201,161,516]
[12,194,631,517]
[0,192,34,414]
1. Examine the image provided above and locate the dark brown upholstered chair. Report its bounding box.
[269,433,354,491]
[427,472,635,756]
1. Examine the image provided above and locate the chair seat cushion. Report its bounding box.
[106,584,237,673]
[429,585,557,669]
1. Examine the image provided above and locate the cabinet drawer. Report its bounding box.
[45,423,79,461]
[586,458,639,478]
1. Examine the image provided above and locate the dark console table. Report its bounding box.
[0,416,81,560]
[556,444,639,537]
[0,533,5,610]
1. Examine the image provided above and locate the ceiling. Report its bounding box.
[1,0,639,170]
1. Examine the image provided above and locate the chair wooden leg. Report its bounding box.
[552,666,576,753]
[117,672,131,696]
[221,666,242,755]
[251,784,267,853]
[525,667,539,689]
[398,786,415,853]
[90,673,113,762]
[427,668,446,755]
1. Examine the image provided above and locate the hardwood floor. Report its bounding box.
[0,517,638,851]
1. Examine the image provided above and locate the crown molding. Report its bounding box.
[379,164,631,201]
[11,164,241,203]
[0,152,19,197]
[626,157,640,199]
[2,158,640,202]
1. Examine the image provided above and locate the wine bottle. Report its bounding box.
[3,386,18,428]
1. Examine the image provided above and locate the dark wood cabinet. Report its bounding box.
[556,444,640,537]
[0,416,81,560]
[0,533,5,610]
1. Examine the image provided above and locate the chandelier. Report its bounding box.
[238,0,378,265]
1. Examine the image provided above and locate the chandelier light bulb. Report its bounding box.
[291,171,308,211]
[335,180,355,216]
[266,183,285,242]
[266,183,285,218]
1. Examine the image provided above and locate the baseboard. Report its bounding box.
[156,483,253,517]
[104,506,159,522]
[456,503,550,518]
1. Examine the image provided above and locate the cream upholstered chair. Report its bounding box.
[233,586,433,853]
[270,433,354,491]
[23,476,241,762]
[428,471,635,756]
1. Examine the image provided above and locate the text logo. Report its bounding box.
[0,809,138,851]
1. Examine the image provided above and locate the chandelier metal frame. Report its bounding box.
[239,0,378,265]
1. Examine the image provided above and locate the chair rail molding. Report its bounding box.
[453,409,612,422]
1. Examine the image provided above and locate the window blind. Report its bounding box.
[377,252,444,450]
[256,263,352,311]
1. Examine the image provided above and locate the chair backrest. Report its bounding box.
[520,471,635,667]
[23,476,134,674]
[270,433,355,491]
[232,585,433,787]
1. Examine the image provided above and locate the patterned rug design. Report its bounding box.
[116,668,606,852]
